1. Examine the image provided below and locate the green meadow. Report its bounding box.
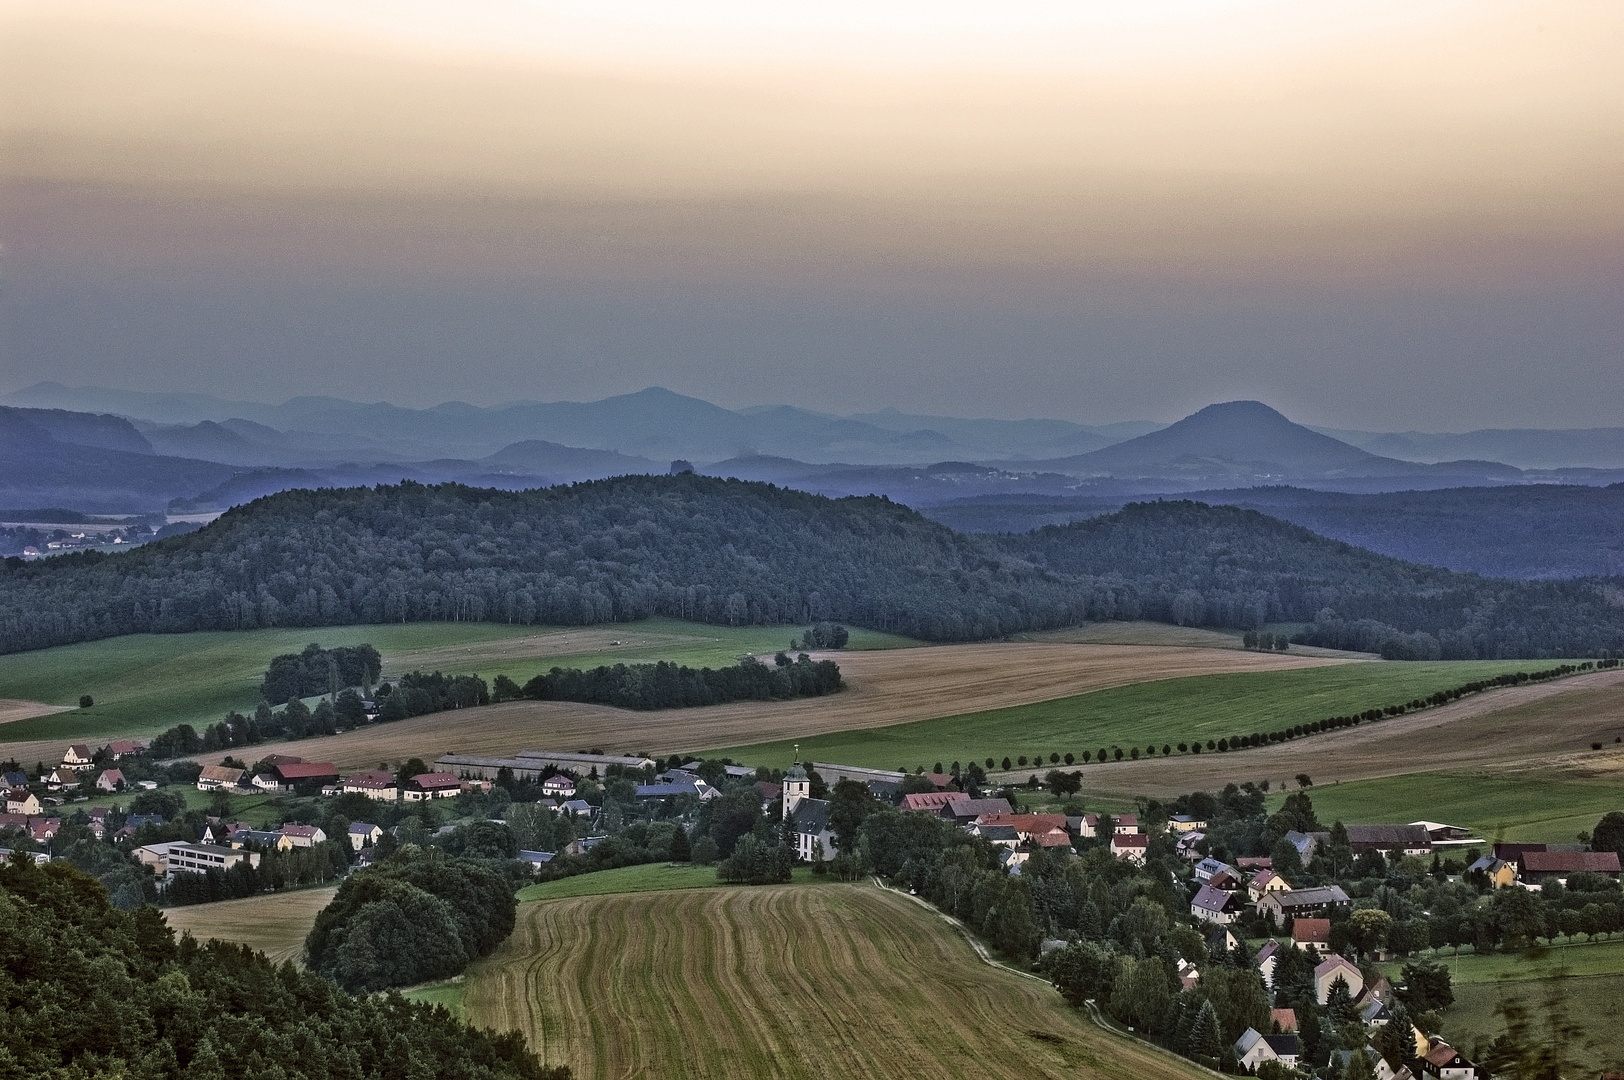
[0,618,917,745]
[1275,773,1622,846]
[710,660,1550,772]
[1439,975,1624,1076]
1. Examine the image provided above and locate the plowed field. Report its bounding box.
[223,642,1332,770]
[465,883,1204,1080]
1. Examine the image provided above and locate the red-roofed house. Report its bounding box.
[902,791,969,812]
[1111,832,1149,864]
[4,789,40,816]
[1292,918,1332,957]
[1271,1008,1298,1033]
[1079,812,1141,838]
[105,740,148,760]
[342,770,399,801]
[403,772,463,801]
[1420,1039,1485,1078]
[95,769,125,793]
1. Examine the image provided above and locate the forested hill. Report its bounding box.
[1,477,1621,659]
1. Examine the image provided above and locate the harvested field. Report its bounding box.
[0,698,71,725]
[465,882,1204,1080]
[160,886,336,966]
[199,642,1333,770]
[1062,668,1624,799]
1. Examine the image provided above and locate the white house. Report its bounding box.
[342,770,399,802]
[347,822,383,850]
[1191,884,1245,925]
[1110,833,1148,864]
[1315,955,1364,1005]
[1235,1029,1300,1071]
[196,765,246,792]
[540,775,577,799]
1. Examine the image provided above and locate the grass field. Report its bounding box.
[514,862,801,901]
[464,881,1206,1080]
[1276,772,1623,845]
[1440,975,1624,1075]
[185,640,1329,772]
[711,660,1549,773]
[403,981,468,1019]
[160,885,337,966]
[0,618,916,764]
[1377,938,1624,984]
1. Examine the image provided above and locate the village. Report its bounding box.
[6,738,1623,1079]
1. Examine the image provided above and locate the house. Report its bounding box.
[272,761,339,789]
[1176,958,1201,991]
[232,828,286,849]
[1174,832,1206,860]
[634,775,717,801]
[27,818,61,842]
[1255,940,1283,988]
[1419,1039,1485,1079]
[1209,868,1242,891]
[1271,1008,1298,1033]
[975,824,1021,849]
[61,744,96,771]
[95,769,125,793]
[252,773,283,792]
[1168,813,1206,833]
[402,772,463,801]
[902,791,969,813]
[342,770,399,801]
[1259,884,1350,925]
[540,774,577,799]
[1079,812,1141,838]
[1191,883,1245,925]
[1207,927,1240,956]
[46,769,82,792]
[1194,857,1234,883]
[1519,850,1621,885]
[1110,833,1148,864]
[347,822,383,850]
[279,824,327,848]
[1336,824,1434,857]
[4,789,41,816]
[1292,917,1332,957]
[940,798,1014,825]
[1315,955,1365,1005]
[0,770,27,789]
[1237,855,1273,871]
[563,835,608,856]
[196,765,246,792]
[556,799,594,817]
[105,739,147,759]
[1359,997,1391,1026]
[1249,869,1292,902]
[1283,829,1319,861]
[1235,1028,1299,1070]
[975,813,1070,842]
[783,763,837,861]
[135,840,186,873]
[517,850,554,872]
[1466,855,1518,889]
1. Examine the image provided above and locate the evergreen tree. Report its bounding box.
[1188,1000,1221,1060]
[1325,975,1356,1025]
[669,824,691,862]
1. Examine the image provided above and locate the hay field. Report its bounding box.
[160,886,336,966]
[0,698,70,725]
[216,642,1332,770]
[465,882,1204,1080]
[1060,667,1624,799]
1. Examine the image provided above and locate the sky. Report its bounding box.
[1,0,1621,430]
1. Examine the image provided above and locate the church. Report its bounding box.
[782,761,838,863]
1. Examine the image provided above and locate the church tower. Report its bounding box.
[783,751,810,817]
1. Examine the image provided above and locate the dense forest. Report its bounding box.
[261,642,383,703]
[1,476,1621,660]
[512,654,843,710]
[0,858,563,1080]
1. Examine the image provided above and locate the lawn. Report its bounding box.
[402,981,467,1019]
[1377,937,1624,984]
[0,618,918,746]
[710,660,1548,772]
[515,862,828,902]
[463,881,1208,1080]
[1275,773,1622,846]
[1439,974,1624,1075]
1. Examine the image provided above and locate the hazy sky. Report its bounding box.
[2,0,1621,429]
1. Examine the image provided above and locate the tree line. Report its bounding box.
[2,477,1623,659]
[260,642,382,704]
[501,654,842,711]
[0,857,564,1080]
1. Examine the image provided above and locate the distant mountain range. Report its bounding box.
[5,383,1624,576]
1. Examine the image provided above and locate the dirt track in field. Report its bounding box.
[0,698,71,725]
[464,883,1203,1080]
[1064,667,1624,798]
[222,642,1336,770]
[160,886,336,966]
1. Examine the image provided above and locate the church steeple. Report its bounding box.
[783,746,810,815]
